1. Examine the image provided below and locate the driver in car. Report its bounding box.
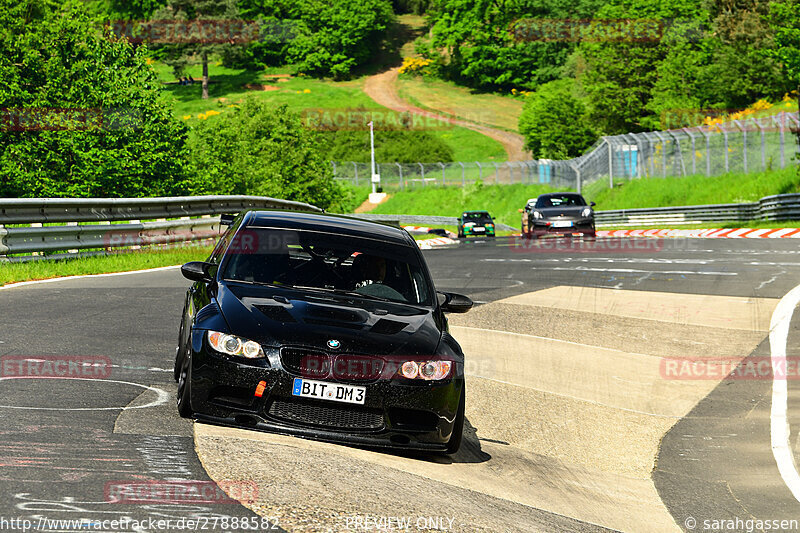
[352,254,406,301]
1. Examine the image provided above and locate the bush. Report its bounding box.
[238,0,395,79]
[186,98,343,209]
[0,1,192,198]
[518,80,597,159]
[320,129,454,163]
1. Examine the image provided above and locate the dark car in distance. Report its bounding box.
[520,193,596,239]
[174,210,473,454]
[457,211,495,238]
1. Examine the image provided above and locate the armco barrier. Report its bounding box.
[595,193,800,227]
[0,195,320,258]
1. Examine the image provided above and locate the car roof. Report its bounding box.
[537,192,584,198]
[243,210,414,245]
[462,210,490,215]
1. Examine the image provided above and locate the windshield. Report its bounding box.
[463,212,492,223]
[535,195,586,208]
[221,227,434,306]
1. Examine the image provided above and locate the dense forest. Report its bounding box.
[1,0,798,202]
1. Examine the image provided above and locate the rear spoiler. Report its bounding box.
[220,213,236,226]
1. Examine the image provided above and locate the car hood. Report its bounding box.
[216,281,442,356]
[537,206,588,218]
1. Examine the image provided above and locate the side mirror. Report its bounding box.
[590,202,596,207]
[438,291,473,313]
[181,261,214,282]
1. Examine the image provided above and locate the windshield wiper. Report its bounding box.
[290,285,392,302]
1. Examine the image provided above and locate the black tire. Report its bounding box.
[445,386,466,455]
[174,322,186,382]
[176,345,193,418]
[488,234,496,238]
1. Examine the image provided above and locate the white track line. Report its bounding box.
[769,283,800,502]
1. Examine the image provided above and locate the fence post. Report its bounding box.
[754,118,766,170]
[606,138,613,187]
[777,113,786,168]
[669,131,686,176]
[653,131,667,177]
[459,162,465,186]
[418,162,425,186]
[396,163,403,190]
[438,162,445,186]
[722,128,729,173]
[493,162,499,184]
[571,163,582,194]
[734,120,747,173]
[698,129,711,176]
[331,161,337,179]
[475,162,482,181]
[507,162,514,183]
[682,128,696,176]
[352,162,359,186]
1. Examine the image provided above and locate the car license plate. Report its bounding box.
[553,221,573,228]
[292,378,365,405]
[473,227,485,232]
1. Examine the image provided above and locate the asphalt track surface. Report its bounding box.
[2,235,800,532]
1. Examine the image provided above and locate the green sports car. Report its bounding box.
[457,211,495,238]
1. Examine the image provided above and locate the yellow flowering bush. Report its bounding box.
[398,56,432,75]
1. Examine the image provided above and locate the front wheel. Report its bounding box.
[176,346,193,418]
[445,387,465,455]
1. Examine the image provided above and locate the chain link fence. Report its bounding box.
[332,111,800,193]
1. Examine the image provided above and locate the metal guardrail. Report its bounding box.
[594,193,800,227]
[0,195,321,258]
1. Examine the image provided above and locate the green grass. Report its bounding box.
[151,61,505,161]
[0,245,214,287]
[369,183,568,227]
[396,75,525,133]
[584,167,800,210]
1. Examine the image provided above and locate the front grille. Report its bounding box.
[280,348,384,382]
[280,348,330,378]
[268,399,384,431]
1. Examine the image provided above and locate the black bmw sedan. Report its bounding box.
[521,192,596,239]
[174,210,473,454]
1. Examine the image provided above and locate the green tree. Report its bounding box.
[423,0,603,92]
[518,79,597,158]
[0,0,191,198]
[769,0,800,111]
[150,0,240,99]
[238,0,395,79]
[187,99,343,208]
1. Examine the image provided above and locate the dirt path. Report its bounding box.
[363,67,530,161]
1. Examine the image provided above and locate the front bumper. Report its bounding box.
[462,225,495,237]
[187,334,463,451]
[531,218,595,237]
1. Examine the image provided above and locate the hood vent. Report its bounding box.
[254,304,296,323]
[370,319,407,335]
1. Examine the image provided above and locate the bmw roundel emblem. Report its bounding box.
[327,339,341,350]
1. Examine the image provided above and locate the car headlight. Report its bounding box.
[532,211,542,219]
[486,223,494,228]
[398,360,453,380]
[581,208,593,218]
[207,330,264,359]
